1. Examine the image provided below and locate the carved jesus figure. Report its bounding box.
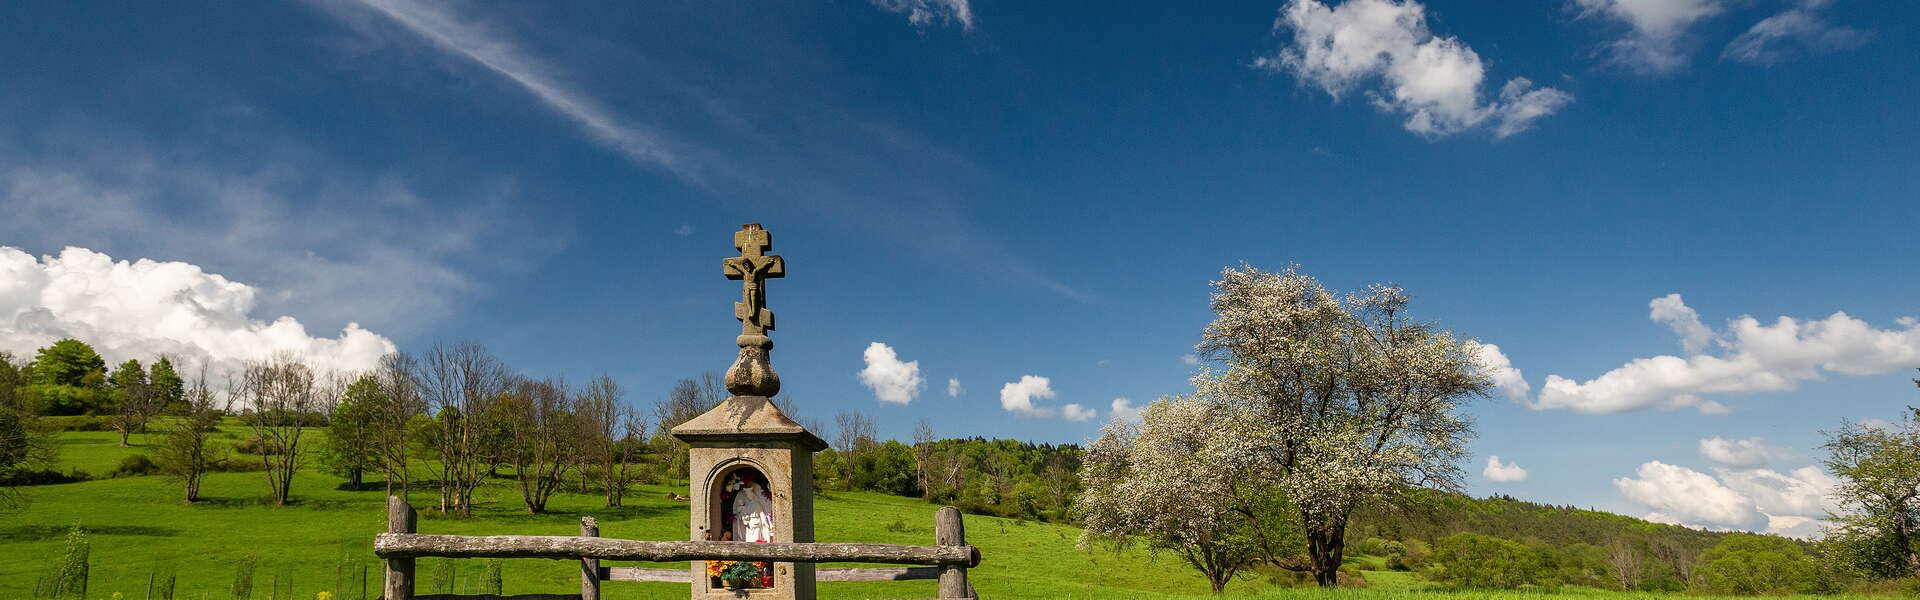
[729,476,774,544]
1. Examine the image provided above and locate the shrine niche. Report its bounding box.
[672,223,828,599]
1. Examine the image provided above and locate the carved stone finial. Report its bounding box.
[722,223,785,396]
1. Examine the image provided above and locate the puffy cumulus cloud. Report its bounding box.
[0,246,395,384]
[1574,0,1726,74]
[999,375,1057,417]
[946,377,963,398]
[1615,461,1762,530]
[1483,455,1530,482]
[1061,403,1097,422]
[1722,0,1869,66]
[1110,397,1143,423]
[1698,436,1786,468]
[1469,342,1531,402]
[857,342,925,404]
[1256,0,1572,138]
[1613,460,1837,537]
[871,0,974,30]
[1532,294,1920,414]
[1650,293,1713,354]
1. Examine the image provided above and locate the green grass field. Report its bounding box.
[0,426,1893,599]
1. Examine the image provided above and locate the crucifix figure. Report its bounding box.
[724,223,785,337]
[721,223,785,397]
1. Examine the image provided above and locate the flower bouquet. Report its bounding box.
[708,560,764,589]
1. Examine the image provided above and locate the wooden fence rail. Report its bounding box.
[375,496,979,600]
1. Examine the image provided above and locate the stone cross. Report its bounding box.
[722,223,785,397]
[723,223,785,336]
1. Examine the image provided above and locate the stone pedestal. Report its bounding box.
[673,395,828,600]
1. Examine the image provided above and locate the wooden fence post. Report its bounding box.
[935,506,972,599]
[580,516,601,600]
[384,496,416,600]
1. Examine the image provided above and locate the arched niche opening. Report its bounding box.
[706,463,776,590]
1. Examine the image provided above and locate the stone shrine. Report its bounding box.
[672,223,828,600]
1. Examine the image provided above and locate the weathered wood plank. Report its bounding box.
[816,567,940,582]
[601,567,691,583]
[374,535,979,567]
[578,517,599,600]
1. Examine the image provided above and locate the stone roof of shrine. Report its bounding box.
[671,395,829,451]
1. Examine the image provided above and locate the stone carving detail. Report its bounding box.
[722,223,786,397]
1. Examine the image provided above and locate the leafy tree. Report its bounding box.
[1692,533,1822,595]
[1193,265,1488,586]
[106,359,156,446]
[323,375,382,489]
[1078,396,1281,593]
[1822,407,1920,578]
[1429,533,1545,589]
[0,352,54,509]
[148,356,185,414]
[850,440,920,497]
[26,339,108,415]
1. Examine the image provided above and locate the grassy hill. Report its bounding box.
[0,425,1890,599]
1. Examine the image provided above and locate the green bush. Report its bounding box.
[1692,533,1828,595]
[1427,532,1546,589]
[1389,538,1431,571]
[36,415,112,432]
[110,454,160,478]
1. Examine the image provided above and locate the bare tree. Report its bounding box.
[500,377,577,514]
[578,375,646,507]
[913,418,936,499]
[651,374,723,480]
[370,352,426,497]
[833,410,877,456]
[418,342,510,516]
[235,353,336,506]
[156,365,221,503]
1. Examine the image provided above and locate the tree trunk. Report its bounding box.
[118,427,130,447]
[350,468,363,489]
[1306,518,1347,587]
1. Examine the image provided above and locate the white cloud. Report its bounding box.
[342,0,691,179]
[1574,0,1726,74]
[946,377,963,398]
[857,342,925,404]
[1483,455,1530,482]
[1256,0,1571,138]
[1614,461,1762,530]
[1110,397,1143,423]
[999,375,1057,417]
[1650,293,1714,354]
[871,0,974,30]
[1532,293,1920,414]
[1470,341,1531,402]
[1182,354,1200,366]
[1061,403,1097,422]
[1722,0,1869,66]
[0,246,395,386]
[1614,459,1837,537]
[674,224,695,236]
[1698,436,1785,468]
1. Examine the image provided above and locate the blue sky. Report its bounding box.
[1,0,1915,535]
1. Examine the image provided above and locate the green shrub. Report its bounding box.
[1692,533,1826,595]
[111,454,160,478]
[230,553,257,600]
[1427,532,1546,589]
[1389,538,1431,571]
[37,415,113,432]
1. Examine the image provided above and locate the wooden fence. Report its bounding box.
[374,496,980,600]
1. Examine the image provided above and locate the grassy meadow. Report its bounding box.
[0,423,1896,600]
